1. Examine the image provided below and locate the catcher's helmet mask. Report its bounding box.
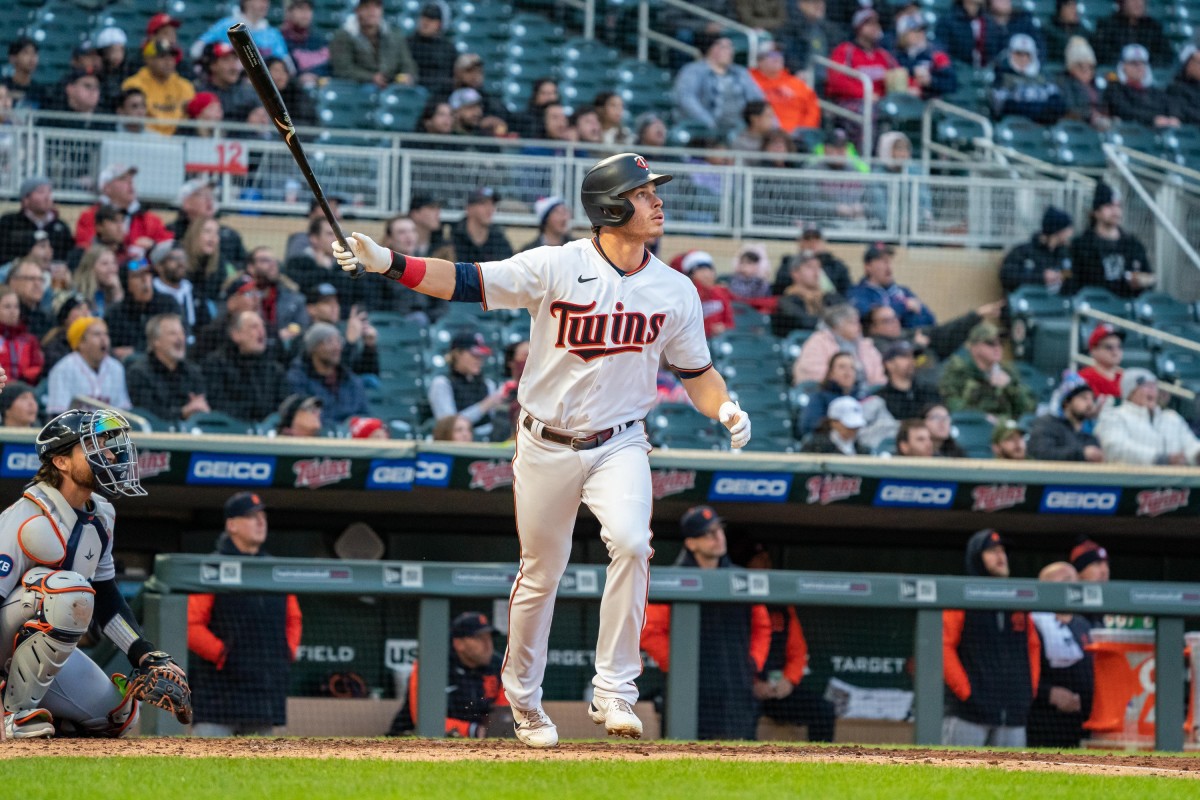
[581,152,673,228]
[36,409,146,499]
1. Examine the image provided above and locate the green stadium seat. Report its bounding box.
[667,120,720,147]
[1013,362,1056,401]
[372,84,429,132]
[1029,317,1075,375]
[1156,350,1200,382]
[995,116,1049,159]
[562,37,619,65]
[1135,292,1194,325]
[460,1,515,22]
[950,411,997,458]
[935,116,988,150]
[1106,122,1158,154]
[508,13,565,45]
[782,329,813,363]
[876,93,927,139]
[1070,287,1132,320]
[126,407,175,433]
[182,412,257,435]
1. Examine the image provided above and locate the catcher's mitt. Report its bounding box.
[129,651,193,725]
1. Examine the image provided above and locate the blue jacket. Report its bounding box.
[895,44,958,100]
[673,60,765,134]
[936,5,1043,66]
[195,15,290,61]
[286,358,368,423]
[847,280,937,328]
[990,65,1065,124]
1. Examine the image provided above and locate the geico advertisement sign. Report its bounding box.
[0,445,38,478]
[1039,486,1122,515]
[873,480,957,508]
[708,472,793,503]
[366,455,454,490]
[187,453,276,486]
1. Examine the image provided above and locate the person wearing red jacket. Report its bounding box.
[73,164,172,261]
[0,285,44,384]
[680,250,735,338]
[641,505,771,740]
[826,9,902,108]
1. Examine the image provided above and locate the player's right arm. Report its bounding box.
[334,233,459,299]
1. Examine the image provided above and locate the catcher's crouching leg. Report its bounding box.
[49,671,141,738]
[1,568,95,738]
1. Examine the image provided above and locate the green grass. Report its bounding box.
[5,758,1196,800]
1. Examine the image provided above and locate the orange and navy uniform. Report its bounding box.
[640,602,771,673]
[398,653,509,738]
[187,594,302,668]
[943,609,1041,727]
[763,606,809,686]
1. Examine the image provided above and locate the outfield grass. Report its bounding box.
[5,758,1196,800]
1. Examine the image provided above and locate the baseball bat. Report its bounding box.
[226,23,364,278]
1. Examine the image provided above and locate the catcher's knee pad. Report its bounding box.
[2,569,94,715]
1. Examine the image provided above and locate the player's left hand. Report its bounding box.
[719,401,751,449]
[129,650,193,725]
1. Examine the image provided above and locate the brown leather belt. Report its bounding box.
[522,415,641,451]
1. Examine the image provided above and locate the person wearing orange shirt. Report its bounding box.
[641,506,771,740]
[750,45,821,133]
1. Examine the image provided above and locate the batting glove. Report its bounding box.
[332,232,392,274]
[719,401,751,449]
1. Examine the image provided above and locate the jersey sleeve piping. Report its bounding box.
[672,362,713,379]
[475,262,488,310]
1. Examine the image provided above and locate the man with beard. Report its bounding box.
[284,322,369,423]
[1028,380,1103,462]
[125,312,209,423]
[1067,183,1154,297]
[149,242,210,341]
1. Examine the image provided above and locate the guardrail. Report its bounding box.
[1070,307,1200,402]
[142,555,1197,750]
[636,0,762,67]
[811,55,874,159]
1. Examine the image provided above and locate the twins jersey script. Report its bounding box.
[479,238,713,432]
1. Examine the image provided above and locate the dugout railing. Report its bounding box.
[143,555,1198,750]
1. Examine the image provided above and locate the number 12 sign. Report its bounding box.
[184,139,249,175]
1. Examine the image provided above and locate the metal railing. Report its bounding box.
[920,98,993,170]
[811,55,874,159]
[1070,307,1200,402]
[636,0,762,67]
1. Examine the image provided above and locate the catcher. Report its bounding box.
[0,409,192,738]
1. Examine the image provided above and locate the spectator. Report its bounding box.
[349,415,388,440]
[991,419,1027,459]
[571,106,604,149]
[195,42,258,123]
[0,380,39,427]
[509,78,558,138]
[115,87,149,134]
[40,293,92,374]
[674,33,765,137]
[1092,0,1173,68]
[168,178,247,280]
[943,529,1040,747]
[448,88,484,136]
[681,251,735,338]
[2,37,47,109]
[7,259,52,338]
[922,402,967,457]
[105,258,181,360]
[330,0,416,88]
[121,39,195,135]
[418,98,455,141]
[187,93,226,135]
[1028,562,1094,748]
[1096,368,1200,465]
[285,195,348,259]
[867,132,932,227]
[749,45,820,134]
[388,611,508,738]
[1071,538,1110,583]
[193,0,290,61]
[728,243,774,311]
[188,491,301,737]
[595,91,632,145]
[633,111,668,150]
[7,230,54,281]
[139,13,184,66]
[182,217,240,304]
[990,34,1065,124]
[285,322,368,423]
[293,283,379,377]
[1057,37,1112,131]
[408,3,456,100]
[408,195,451,260]
[74,241,125,319]
[498,339,528,441]
[876,339,940,419]
[847,243,936,329]
[285,215,354,301]
[1104,44,1180,129]
[126,312,209,422]
[937,0,986,66]
[662,0,739,63]
[1000,206,1073,293]
[894,13,956,100]
[244,246,307,342]
[0,177,74,264]
[778,0,844,73]
[982,0,1044,64]
[275,393,323,436]
[519,196,573,251]
[940,323,1036,419]
[801,395,870,454]
[737,0,788,32]
[43,68,110,132]
[1078,323,1124,400]
[427,331,508,440]
[1067,183,1154,297]
[45,316,130,413]
[432,414,475,442]
[1170,46,1200,126]
[731,100,779,153]
[202,310,287,421]
[793,303,886,386]
[805,128,870,221]
[896,417,935,456]
[373,215,438,320]
[0,285,44,384]
[74,165,172,258]
[773,226,852,295]
[449,53,506,121]
[450,187,513,263]
[826,9,901,111]
[281,0,331,81]
[1044,0,1089,64]
[799,351,862,435]
[641,506,770,740]
[1028,379,1104,462]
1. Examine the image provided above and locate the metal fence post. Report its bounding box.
[1154,616,1185,752]
[913,608,944,746]
[416,596,451,738]
[665,602,701,740]
[141,592,189,736]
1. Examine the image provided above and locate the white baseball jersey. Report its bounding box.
[0,483,117,601]
[479,238,712,432]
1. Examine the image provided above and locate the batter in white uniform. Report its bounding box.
[0,408,188,738]
[334,153,751,747]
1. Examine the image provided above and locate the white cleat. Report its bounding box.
[512,706,559,748]
[3,709,55,739]
[588,696,643,739]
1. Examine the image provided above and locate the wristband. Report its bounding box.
[385,252,427,288]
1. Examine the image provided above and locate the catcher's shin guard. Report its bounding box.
[53,674,140,738]
[2,568,95,732]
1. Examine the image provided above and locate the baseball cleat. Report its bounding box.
[3,709,55,739]
[512,706,559,748]
[588,696,643,739]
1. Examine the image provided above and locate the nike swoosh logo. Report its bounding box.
[577,276,598,283]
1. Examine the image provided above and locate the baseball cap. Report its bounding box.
[278,394,323,431]
[53,291,86,327]
[1070,537,1108,573]
[98,163,137,192]
[451,612,494,638]
[979,529,1007,551]
[64,67,99,85]
[454,53,484,72]
[827,396,866,429]
[1121,43,1150,64]
[143,38,180,60]
[146,12,182,36]
[863,241,894,262]
[1008,33,1037,55]
[1060,380,1095,407]
[148,239,181,267]
[449,87,483,111]
[800,225,823,241]
[176,176,214,207]
[466,186,498,205]
[896,14,927,35]
[1087,322,1125,350]
[825,127,850,147]
[223,273,259,300]
[409,194,441,211]
[882,339,915,362]
[681,250,715,276]
[852,8,879,29]
[967,321,1001,345]
[72,40,97,58]
[207,42,237,60]
[95,27,128,50]
[680,505,723,539]
[419,2,443,19]
[450,330,493,356]
[348,416,385,439]
[186,92,220,119]
[19,176,50,199]
[305,282,339,304]
[991,419,1026,445]
[1120,367,1156,399]
[224,491,265,520]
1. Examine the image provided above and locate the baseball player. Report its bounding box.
[333,153,751,748]
[0,408,192,738]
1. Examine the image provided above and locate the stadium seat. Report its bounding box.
[876,93,927,142]
[950,411,997,458]
[1156,350,1200,382]
[126,407,175,433]
[1013,362,1057,402]
[731,303,772,334]
[561,37,619,66]
[373,85,429,132]
[1106,122,1158,154]
[935,116,988,150]
[1070,287,1132,320]
[508,13,565,45]
[1029,317,1075,375]
[1135,291,1194,325]
[182,412,257,435]
[459,1,515,22]
[782,329,813,363]
[995,116,1049,159]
